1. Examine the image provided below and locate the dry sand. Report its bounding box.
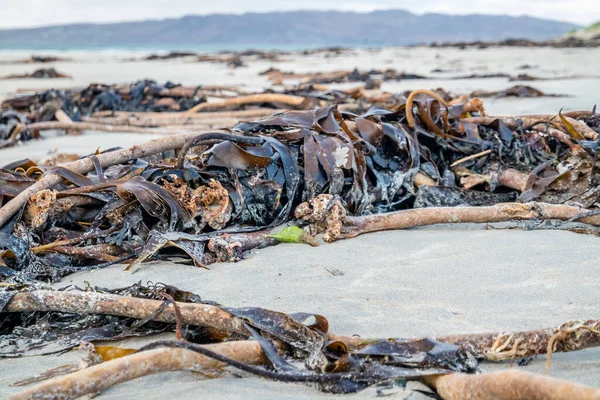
[1,47,599,398]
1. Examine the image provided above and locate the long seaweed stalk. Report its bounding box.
[296,195,600,242]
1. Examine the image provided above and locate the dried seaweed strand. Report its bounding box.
[424,370,600,400]
[329,319,600,364]
[90,108,282,120]
[450,149,492,167]
[5,290,247,335]
[158,292,184,340]
[297,196,600,242]
[10,342,268,400]
[340,202,600,239]
[20,121,193,135]
[545,323,600,373]
[6,291,600,367]
[186,93,309,113]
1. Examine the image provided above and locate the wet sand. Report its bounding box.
[1,47,599,398]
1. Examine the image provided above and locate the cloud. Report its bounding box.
[0,0,596,29]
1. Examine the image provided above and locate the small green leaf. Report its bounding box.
[558,108,585,141]
[269,226,304,243]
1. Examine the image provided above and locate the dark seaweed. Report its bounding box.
[0,94,598,281]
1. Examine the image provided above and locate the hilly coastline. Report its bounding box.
[0,9,580,50]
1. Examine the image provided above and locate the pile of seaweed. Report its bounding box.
[262,66,584,87]
[1,282,600,398]
[1,86,600,399]
[1,80,208,122]
[0,55,73,65]
[0,89,599,282]
[262,67,426,86]
[429,36,600,49]
[0,68,71,80]
[0,77,567,150]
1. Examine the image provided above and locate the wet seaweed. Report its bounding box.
[1,80,208,122]
[0,282,220,358]
[0,90,599,282]
[3,284,600,399]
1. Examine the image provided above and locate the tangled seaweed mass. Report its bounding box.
[2,283,600,399]
[0,88,599,281]
[1,83,600,399]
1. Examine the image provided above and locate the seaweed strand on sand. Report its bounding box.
[2,284,600,399]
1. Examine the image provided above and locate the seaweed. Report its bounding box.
[1,80,208,121]
[0,90,599,282]
[0,68,71,80]
[3,285,600,399]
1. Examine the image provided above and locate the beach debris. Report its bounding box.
[0,68,71,80]
[0,55,72,65]
[29,55,70,63]
[0,90,599,281]
[1,80,210,119]
[423,370,600,400]
[295,195,600,242]
[186,93,312,112]
[429,36,600,48]
[2,284,600,399]
[300,46,351,56]
[468,85,564,98]
[138,49,285,64]
[262,67,427,85]
[144,51,197,60]
[264,67,590,88]
[0,78,577,149]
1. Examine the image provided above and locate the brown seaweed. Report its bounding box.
[0,90,599,282]
[0,68,71,80]
[3,284,600,398]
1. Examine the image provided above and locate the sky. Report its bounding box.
[0,0,598,29]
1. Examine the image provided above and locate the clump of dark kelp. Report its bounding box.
[0,55,73,65]
[262,66,587,87]
[141,49,287,64]
[2,283,600,399]
[1,80,213,119]
[0,78,567,150]
[0,68,71,80]
[428,36,600,49]
[0,88,599,282]
[0,80,254,148]
[262,67,427,86]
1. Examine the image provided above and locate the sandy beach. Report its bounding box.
[1,46,600,398]
[1,46,599,164]
[2,227,600,398]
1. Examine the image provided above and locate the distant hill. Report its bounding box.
[0,10,581,50]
